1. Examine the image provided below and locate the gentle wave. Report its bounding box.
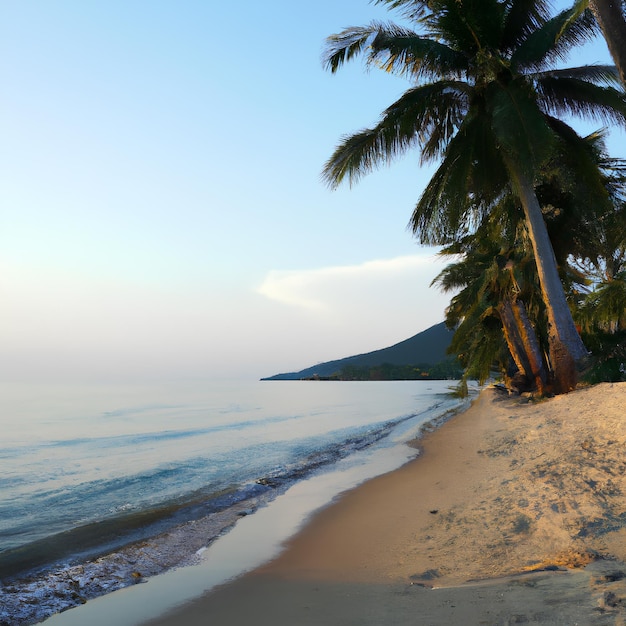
[0,380,470,626]
[0,415,404,570]
[7,412,306,455]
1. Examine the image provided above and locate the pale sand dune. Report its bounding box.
[147,383,626,625]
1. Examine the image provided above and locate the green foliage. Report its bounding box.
[334,359,463,381]
[578,276,626,331]
[323,0,626,391]
[322,0,626,200]
[581,329,626,383]
[486,79,556,174]
[410,113,509,244]
[432,211,549,387]
[449,378,469,398]
[431,125,626,391]
[510,4,597,70]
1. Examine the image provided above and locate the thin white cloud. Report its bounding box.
[256,270,331,312]
[256,254,447,313]
[0,254,454,382]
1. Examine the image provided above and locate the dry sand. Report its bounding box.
[147,383,626,625]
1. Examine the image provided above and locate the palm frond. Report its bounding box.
[554,0,589,39]
[486,79,556,174]
[501,0,551,52]
[411,153,478,243]
[323,24,380,73]
[534,65,622,87]
[511,7,598,72]
[408,82,470,160]
[324,21,468,80]
[432,253,486,293]
[450,313,507,384]
[369,26,468,80]
[410,113,509,243]
[581,279,626,329]
[430,0,505,53]
[322,81,469,188]
[544,116,613,208]
[371,0,428,22]
[322,128,398,189]
[535,76,626,127]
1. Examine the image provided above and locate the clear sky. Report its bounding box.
[1,1,623,382]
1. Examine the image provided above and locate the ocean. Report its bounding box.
[0,379,468,625]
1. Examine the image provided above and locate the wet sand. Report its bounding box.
[146,383,626,626]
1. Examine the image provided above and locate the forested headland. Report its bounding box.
[305,359,463,381]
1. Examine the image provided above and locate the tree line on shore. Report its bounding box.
[323,0,626,395]
[303,359,464,381]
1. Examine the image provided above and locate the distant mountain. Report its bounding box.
[261,322,454,381]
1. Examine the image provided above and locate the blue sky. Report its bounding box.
[1,1,623,382]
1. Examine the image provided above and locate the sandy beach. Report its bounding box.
[144,382,626,625]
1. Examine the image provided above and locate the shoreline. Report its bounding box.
[25,394,470,626]
[141,382,626,625]
[2,388,467,626]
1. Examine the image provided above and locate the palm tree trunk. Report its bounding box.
[506,161,588,392]
[499,299,548,394]
[500,299,533,376]
[589,0,626,87]
[510,299,548,395]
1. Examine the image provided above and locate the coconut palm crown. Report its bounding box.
[322,0,626,392]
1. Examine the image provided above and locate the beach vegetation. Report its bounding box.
[323,0,626,394]
[313,359,464,380]
[433,131,626,393]
[433,221,549,393]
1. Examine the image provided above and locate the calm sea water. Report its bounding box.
[0,379,466,625]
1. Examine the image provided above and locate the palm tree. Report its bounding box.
[574,200,626,381]
[437,129,625,392]
[575,201,626,332]
[322,0,626,392]
[433,205,550,392]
